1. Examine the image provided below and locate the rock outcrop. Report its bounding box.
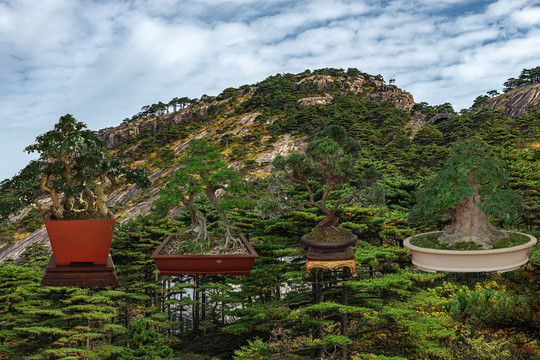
[406,112,454,135]
[298,94,333,107]
[297,75,415,111]
[366,84,415,111]
[99,101,226,148]
[485,83,540,118]
[255,134,306,165]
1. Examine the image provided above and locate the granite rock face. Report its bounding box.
[485,83,540,118]
[99,101,224,148]
[366,84,415,111]
[297,75,415,111]
[406,112,454,135]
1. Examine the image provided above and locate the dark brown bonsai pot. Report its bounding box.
[301,226,358,254]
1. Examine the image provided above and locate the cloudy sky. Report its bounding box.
[1,0,539,180]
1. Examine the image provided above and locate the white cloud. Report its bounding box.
[511,6,540,26]
[1,0,539,180]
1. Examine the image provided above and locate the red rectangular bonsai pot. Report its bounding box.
[151,234,258,276]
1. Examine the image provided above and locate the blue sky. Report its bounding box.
[1,0,539,181]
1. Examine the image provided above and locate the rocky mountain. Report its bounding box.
[1,68,539,262]
[485,83,540,118]
[99,73,415,149]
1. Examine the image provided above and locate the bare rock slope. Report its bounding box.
[486,83,540,118]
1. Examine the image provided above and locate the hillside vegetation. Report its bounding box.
[0,67,539,359]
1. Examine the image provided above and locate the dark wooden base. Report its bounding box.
[41,254,118,287]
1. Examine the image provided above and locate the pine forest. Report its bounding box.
[0,67,539,360]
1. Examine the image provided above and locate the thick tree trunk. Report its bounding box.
[95,192,109,218]
[317,212,339,229]
[94,173,111,218]
[440,193,506,248]
[205,185,242,251]
[181,193,208,248]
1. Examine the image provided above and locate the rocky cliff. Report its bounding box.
[99,101,224,148]
[100,74,416,150]
[485,83,540,118]
[297,74,415,111]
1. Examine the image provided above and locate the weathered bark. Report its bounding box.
[39,176,63,219]
[205,185,242,251]
[93,171,113,218]
[181,192,208,248]
[84,189,96,214]
[317,213,340,229]
[440,193,506,248]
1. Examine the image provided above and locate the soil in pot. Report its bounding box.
[301,226,358,254]
[160,234,250,255]
[303,226,354,243]
[152,234,258,276]
[410,231,530,250]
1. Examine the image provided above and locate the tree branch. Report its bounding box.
[330,188,361,215]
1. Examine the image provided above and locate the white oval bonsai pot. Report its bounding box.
[404,231,537,273]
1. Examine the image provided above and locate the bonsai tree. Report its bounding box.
[257,125,384,242]
[155,139,244,251]
[408,138,524,248]
[0,114,151,221]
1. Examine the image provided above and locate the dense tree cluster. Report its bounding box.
[1,68,539,359]
[503,66,540,92]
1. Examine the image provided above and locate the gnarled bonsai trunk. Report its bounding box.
[181,192,208,249]
[205,185,242,251]
[440,193,506,248]
[317,213,339,229]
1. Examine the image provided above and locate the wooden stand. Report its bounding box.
[41,254,118,287]
[305,247,357,276]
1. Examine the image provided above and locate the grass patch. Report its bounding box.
[492,233,531,249]
[410,232,531,250]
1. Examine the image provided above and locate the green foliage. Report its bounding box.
[413,125,444,146]
[493,145,540,230]
[0,262,129,358]
[20,210,45,232]
[0,114,151,220]
[236,73,300,114]
[503,66,540,91]
[258,125,384,231]
[0,221,17,244]
[118,318,174,359]
[471,95,490,109]
[408,138,524,225]
[155,139,243,214]
[2,67,540,360]
[233,338,271,359]
[154,139,246,249]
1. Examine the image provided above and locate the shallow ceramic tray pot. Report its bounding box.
[404,231,537,273]
[151,234,259,276]
[45,218,116,265]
